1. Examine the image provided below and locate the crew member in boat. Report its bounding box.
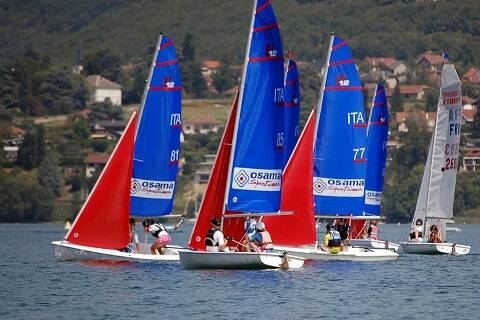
[335,219,350,245]
[320,223,343,253]
[143,220,172,255]
[248,222,273,252]
[242,216,258,251]
[205,218,230,252]
[409,219,424,242]
[428,224,442,243]
[129,218,140,253]
[368,220,379,240]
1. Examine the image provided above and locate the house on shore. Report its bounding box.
[87,75,122,106]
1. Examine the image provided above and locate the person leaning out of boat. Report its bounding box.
[242,216,258,251]
[248,222,273,252]
[428,224,442,243]
[143,220,172,255]
[368,220,379,240]
[321,223,343,253]
[409,219,424,242]
[205,218,230,252]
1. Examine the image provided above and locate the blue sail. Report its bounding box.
[313,35,367,216]
[283,58,301,165]
[226,0,285,213]
[130,35,182,217]
[364,84,389,216]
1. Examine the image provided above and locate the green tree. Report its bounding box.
[181,33,196,62]
[180,34,207,98]
[391,82,403,113]
[83,49,122,82]
[213,61,235,93]
[471,109,480,138]
[38,152,63,197]
[424,89,437,112]
[16,125,46,170]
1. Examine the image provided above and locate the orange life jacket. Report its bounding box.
[369,225,379,240]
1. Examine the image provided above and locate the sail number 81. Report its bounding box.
[170,149,179,163]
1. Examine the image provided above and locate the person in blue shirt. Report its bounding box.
[242,216,258,251]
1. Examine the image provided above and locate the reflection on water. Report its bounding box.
[0,222,478,320]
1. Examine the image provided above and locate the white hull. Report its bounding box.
[400,242,470,255]
[349,239,400,252]
[52,240,182,262]
[272,245,398,261]
[178,250,305,270]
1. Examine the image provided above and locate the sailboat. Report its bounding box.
[349,84,400,252]
[270,34,398,261]
[52,35,184,262]
[179,0,304,270]
[400,64,470,255]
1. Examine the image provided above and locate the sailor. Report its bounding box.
[336,218,350,244]
[321,223,343,253]
[129,218,140,253]
[409,219,424,242]
[242,216,258,251]
[249,221,273,252]
[143,220,172,255]
[368,220,379,240]
[205,218,230,252]
[428,224,442,243]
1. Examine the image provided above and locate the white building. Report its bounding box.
[87,75,122,106]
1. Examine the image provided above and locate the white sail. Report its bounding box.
[413,135,433,224]
[425,64,462,220]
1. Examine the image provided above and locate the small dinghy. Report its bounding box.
[53,35,186,262]
[180,0,304,270]
[400,64,471,255]
[265,34,398,261]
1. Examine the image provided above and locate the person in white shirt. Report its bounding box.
[409,219,424,242]
[204,218,230,252]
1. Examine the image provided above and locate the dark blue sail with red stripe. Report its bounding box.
[283,58,301,165]
[226,0,285,213]
[313,35,367,215]
[130,35,182,217]
[364,84,389,216]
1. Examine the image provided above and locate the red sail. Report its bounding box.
[66,113,137,249]
[188,95,239,251]
[263,110,317,246]
[350,219,368,239]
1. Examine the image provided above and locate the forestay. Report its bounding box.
[364,84,389,216]
[313,35,367,215]
[226,0,285,213]
[130,35,182,217]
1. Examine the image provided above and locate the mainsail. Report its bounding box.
[364,84,389,216]
[225,0,285,213]
[130,35,182,217]
[313,35,367,216]
[283,58,301,165]
[412,64,462,240]
[66,113,137,249]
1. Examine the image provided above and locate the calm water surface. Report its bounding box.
[0,223,479,320]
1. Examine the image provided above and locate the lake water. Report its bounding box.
[1,223,479,320]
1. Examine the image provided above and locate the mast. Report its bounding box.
[134,34,163,141]
[313,33,335,141]
[221,0,257,228]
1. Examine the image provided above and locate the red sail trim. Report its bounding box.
[249,56,284,62]
[253,23,278,32]
[373,101,386,106]
[351,220,368,239]
[353,159,368,163]
[66,113,137,249]
[155,59,178,66]
[353,123,368,128]
[325,86,363,91]
[263,110,317,246]
[330,59,356,66]
[285,79,298,85]
[256,0,271,14]
[188,94,239,251]
[160,39,174,50]
[368,121,387,126]
[282,102,300,107]
[149,86,183,91]
[332,40,348,51]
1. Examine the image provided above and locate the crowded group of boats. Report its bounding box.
[51,0,471,270]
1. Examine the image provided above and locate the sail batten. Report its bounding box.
[130,35,182,217]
